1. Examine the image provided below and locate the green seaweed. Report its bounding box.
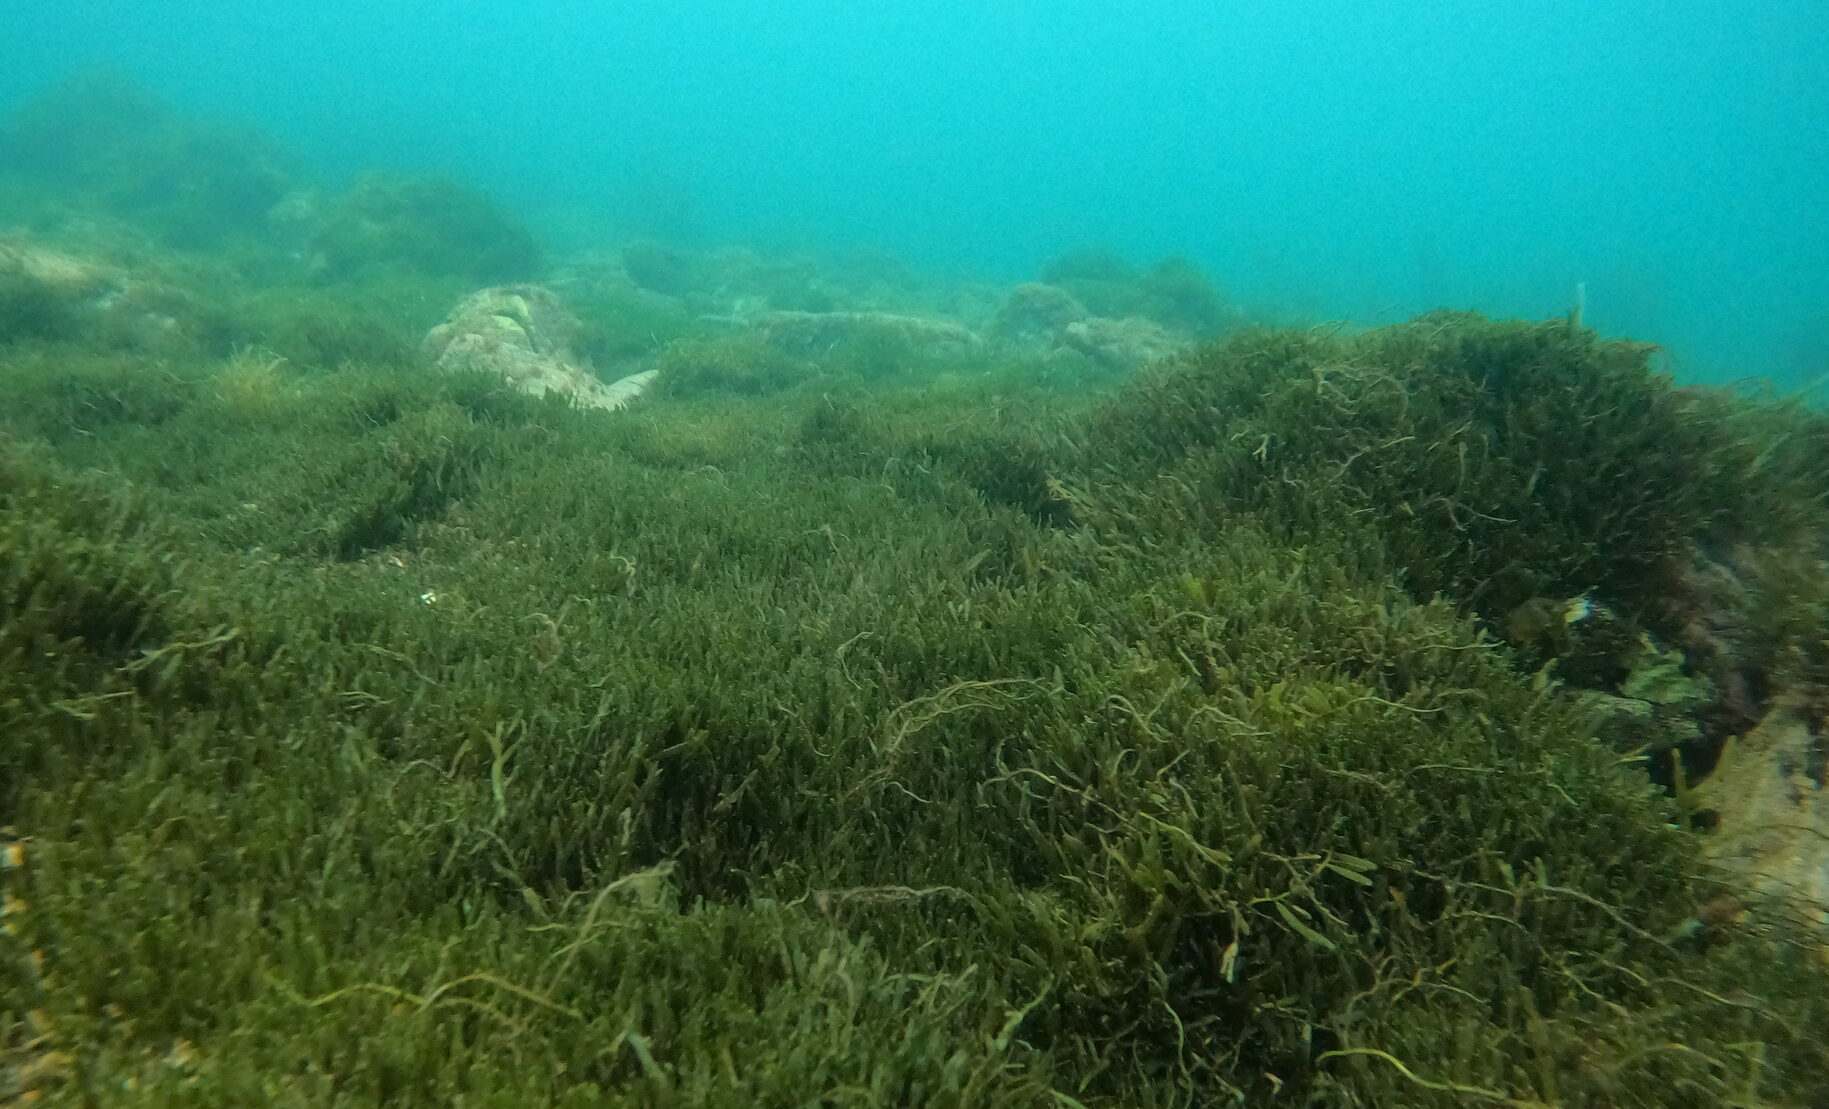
[0,70,294,250]
[306,173,542,285]
[3,287,1829,1106]
[1038,248,1239,335]
[1082,316,1737,623]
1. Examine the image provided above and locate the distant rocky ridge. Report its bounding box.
[0,75,1247,381]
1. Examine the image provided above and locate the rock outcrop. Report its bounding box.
[1061,314,1184,370]
[988,282,1088,345]
[0,237,185,347]
[988,281,1185,369]
[423,285,656,411]
[1695,702,1829,938]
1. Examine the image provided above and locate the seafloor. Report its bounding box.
[4,74,1828,1108]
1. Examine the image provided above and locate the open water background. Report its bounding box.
[7,0,1826,386]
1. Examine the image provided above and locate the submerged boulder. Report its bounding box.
[1695,702,1829,937]
[0,238,110,300]
[1038,249,1241,336]
[0,237,187,347]
[423,285,656,411]
[309,174,542,284]
[0,71,295,249]
[1061,314,1183,369]
[988,281,1184,369]
[988,282,1088,344]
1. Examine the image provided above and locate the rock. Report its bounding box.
[988,282,1088,344]
[423,285,656,411]
[1695,700,1829,937]
[1036,251,1241,336]
[0,238,109,296]
[749,309,979,353]
[0,72,295,249]
[0,237,184,347]
[309,174,542,284]
[619,239,703,299]
[987,282,1186,369]
[1061,314,1184,369]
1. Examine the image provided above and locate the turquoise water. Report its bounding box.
[7,0,1825,386]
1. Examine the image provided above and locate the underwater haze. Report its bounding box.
[9,0,1828,384]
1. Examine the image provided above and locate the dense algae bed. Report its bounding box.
[6,79,1829,1109]
[7,313,1829,1107]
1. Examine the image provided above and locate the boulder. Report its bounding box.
[987,282,1087,344]
[987,282,1185,369]
[1060,314,1184,370]
[0,237,184,347]
[423,285,655,411]
[1695,701,1829,939]
[0,72,295,249]
[309,174,542,284]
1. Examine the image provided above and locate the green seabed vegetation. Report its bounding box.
[5,74,1829,1108]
